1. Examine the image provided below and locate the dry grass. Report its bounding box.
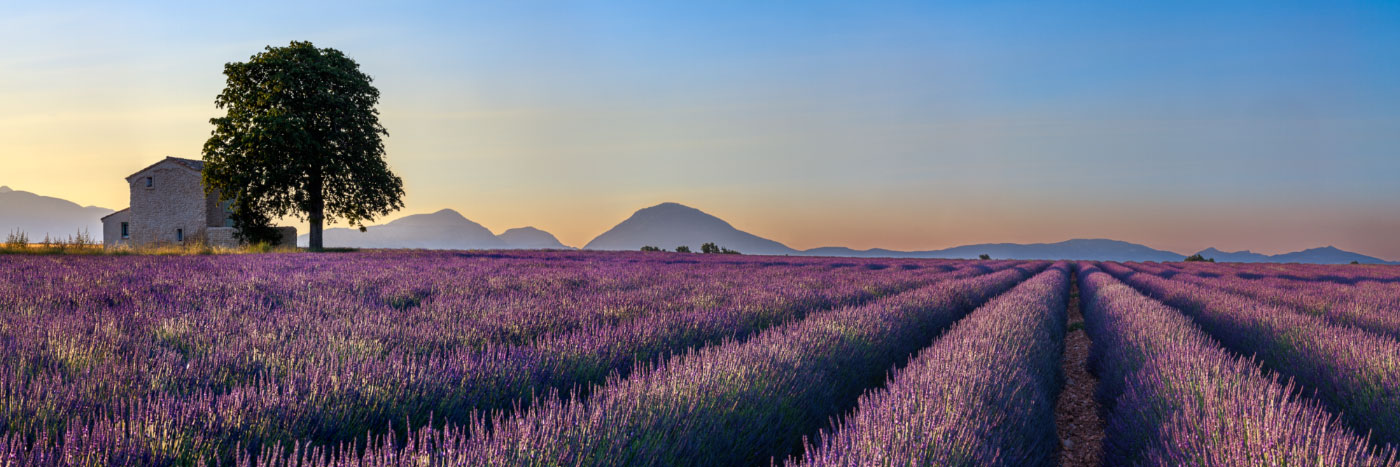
[2,229,304,256]
[1,243,305,256]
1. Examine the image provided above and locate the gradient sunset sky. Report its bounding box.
[3,1,1398,258]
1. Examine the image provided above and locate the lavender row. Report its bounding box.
[0,252,992,464]
[0,250,913,352]
[1159,260,1400,285]
[1124,261,1400,339]
[1078,264,1395,465]
[1101,261,1400,447]
[209,256,1004,459]
[256,262,1045,465]
[792,263,1069,466]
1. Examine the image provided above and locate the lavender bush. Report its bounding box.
[304,263,1045,465]
[0,251,994,464]
[792,262,1069,466]
[1079,263,1396,465]
[1123,261,1400,338]
[1101,261,1400,447]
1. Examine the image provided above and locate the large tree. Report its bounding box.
[203,41,403,250]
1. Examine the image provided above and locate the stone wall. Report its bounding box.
[128,162,208,245]
[101,210,131,248]
[206,227,240,248]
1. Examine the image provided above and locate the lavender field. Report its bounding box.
[1,251,1399,465]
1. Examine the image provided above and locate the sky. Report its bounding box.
[2,1,1399,258]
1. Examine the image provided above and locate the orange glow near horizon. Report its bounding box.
[3,2,1397,260]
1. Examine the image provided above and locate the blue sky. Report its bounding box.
[3,1,1398,257]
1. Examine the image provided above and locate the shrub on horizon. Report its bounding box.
[700,242,740,254]
[5,229,28,249]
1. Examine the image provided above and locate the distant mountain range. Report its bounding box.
[2,187,1393,264]
[0,186,113,241]
[800,239,1187,262]
[300,209,569,250]
[578,202,1396,264]
[1194,246,1396,265]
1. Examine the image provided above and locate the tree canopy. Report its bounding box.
[202,41,404,249]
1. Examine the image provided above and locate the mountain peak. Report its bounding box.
[636,202,708,216]
[386,209,471,227]
[430,208,465,218]
[1292,245,1343,254]
[0,186,11,193]
[627,202,732,227]
[584,202,795,254]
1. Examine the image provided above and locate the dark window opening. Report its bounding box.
[145,177,153,188]
[176,229,183,242]
[120,222,129,239]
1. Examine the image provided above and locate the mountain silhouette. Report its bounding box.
[0,186,113,241]
[5,187,1389,263]
[1194,246,1397,265]
[583,202,797,254]
[299,209,574,250]
[580,203,1396,263]
[1193,247,1272,263]
[802,239,1188,262]
[498,227,569,249]
[303,209,507,249]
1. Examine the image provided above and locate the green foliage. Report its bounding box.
[700,242,740,254]
[675,245,692,253]
[978,253,991,260]
[1351,260,1361,265]
[1184,253,1215,262]
[202,41,404,250]
[640,246,663,252]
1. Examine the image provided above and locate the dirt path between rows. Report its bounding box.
[1056,273,1104,467]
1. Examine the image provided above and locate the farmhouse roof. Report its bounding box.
[100,207,130,221]
[124,156,205,181]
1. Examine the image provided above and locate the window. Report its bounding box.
[120,222,129,239]
[176,229,183,242]
[145,177,153,188]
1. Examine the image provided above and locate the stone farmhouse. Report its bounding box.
[101,157,295,248]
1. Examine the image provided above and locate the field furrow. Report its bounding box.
[1078,263,1396,465]
[1100,261,1400,449]
[790,263,1069,466]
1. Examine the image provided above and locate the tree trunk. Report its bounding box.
[308,170,325,251]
